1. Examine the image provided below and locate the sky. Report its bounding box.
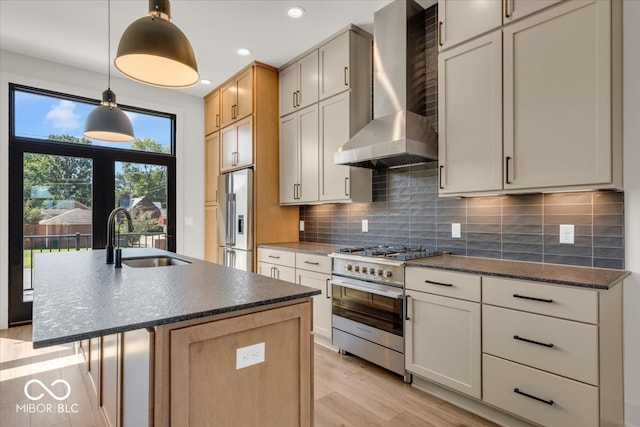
[14,90,172,151]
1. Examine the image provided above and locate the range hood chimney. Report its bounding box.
[334,0,437,169]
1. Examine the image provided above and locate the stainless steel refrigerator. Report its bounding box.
[217,168,253,271]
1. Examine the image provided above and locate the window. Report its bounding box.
[8,84,177,325]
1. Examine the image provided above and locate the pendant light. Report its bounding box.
[114,0,199,88]
[83,0,135,142]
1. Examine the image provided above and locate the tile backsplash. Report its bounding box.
[300,163,625,269]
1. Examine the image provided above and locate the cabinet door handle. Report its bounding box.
[232,151,238,166]
[268,255,280,259]
[405,294,411,320]
[304,261,320,265]
[293,92,297,108]
[232,104,237,119]
[215,113,219,128]
[513,294,553,303]
[437,21,443,47]
[425,279,453,287]
[505,156,512,184]
[270,266,276,278]
[439,165,444,190]
[293,184,297,200]
[504,0,511,18]
[513,388,554,406]
[513,335,554,348]
[325,278,331,299]
[344,177,349,197]
[344,67,349,86]
[296,90,301,107]
[297,183,302,199]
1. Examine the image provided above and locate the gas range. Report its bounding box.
[329,245,444,287]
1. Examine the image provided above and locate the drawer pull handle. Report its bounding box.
[268,255,280,259]
[304,261,320,265]
[513,294,553,303]
[425,280,453,287]
[513,388,554,406]
[513,335,554,348]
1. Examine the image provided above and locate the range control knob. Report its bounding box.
[377,268,384,276]
[383,270,393,277]
[369,267,376,274]
[345,264,353,271]
[353,265,360,272]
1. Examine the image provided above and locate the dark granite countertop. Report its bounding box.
[258,242,343,255]
[406,254,629,290]
[32,248,320,348]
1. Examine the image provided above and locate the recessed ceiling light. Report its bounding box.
[200,79,212,85]
[287,6,305,19]
[237,48,252,56]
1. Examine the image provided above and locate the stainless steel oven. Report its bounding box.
[329,246,442,380]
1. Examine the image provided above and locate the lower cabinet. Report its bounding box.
[257,261,296,282]
[166,301,313,427]
[405,279,481,399]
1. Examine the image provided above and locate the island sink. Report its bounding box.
[122,256,191,268]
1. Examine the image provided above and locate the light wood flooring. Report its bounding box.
[1,326,497,426]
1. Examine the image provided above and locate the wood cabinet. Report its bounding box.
[168,302,313,427]
[405,268,481,399]
[204,132,220,204]
[278,26,373,205]
[204,62,299,270]
[204,206,217,263]
[482,276,622,426]
[220,116,252,172]
[279,51,318,117]
[438,0,562,50]
[279,105,319,204]
[438,0,622,195]
[220,68,253,128]
[204,89,220,135]
[319,91,372,202]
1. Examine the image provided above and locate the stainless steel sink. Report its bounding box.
[122,256,191,268]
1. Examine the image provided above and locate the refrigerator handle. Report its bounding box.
[230,249,236,268]
[230,197,237,246]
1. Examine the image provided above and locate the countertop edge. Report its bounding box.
[32,291,319,349]
[257,242,340,256]
[405,260,630,290]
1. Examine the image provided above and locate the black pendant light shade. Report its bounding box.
[83,0,135,142]
[83,89,135,142]
[115,0,199,88]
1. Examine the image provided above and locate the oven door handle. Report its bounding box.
[330,280,404,299]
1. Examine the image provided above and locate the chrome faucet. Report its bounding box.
[106,207,133,264]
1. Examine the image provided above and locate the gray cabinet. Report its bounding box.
[279,51,318,117]
[220,116,252,172]
[279,105,319,204]
[438,0,622,195]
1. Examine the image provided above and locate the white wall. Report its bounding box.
[624,1,640,425]
[0,50,205,329]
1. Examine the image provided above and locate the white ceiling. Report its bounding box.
[0,0,409,98]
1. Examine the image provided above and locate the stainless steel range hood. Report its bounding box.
[334,0,437,169]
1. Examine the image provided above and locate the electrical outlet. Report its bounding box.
[452,223,461,238]
[362,219,369,232]
[184,217,194,226]
[559,224,575,244]
[236,342,265,370]
[299,220,305,232]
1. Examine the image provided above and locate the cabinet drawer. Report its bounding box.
[483,354,598,427]
[483,277,598,323]
[257,248,295,267]
[406,268,481,302]
[296,252,331,274]
[483,305,598,385]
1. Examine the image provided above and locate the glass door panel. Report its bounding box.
[22,153,93,302]
[115,162,168,250]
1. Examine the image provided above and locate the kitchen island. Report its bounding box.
[32,248,319,427]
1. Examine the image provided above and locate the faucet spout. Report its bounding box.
[106,207,134,264]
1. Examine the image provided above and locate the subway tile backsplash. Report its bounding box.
[300,163,625,269]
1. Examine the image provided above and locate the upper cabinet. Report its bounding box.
[438,0,563,50]
[439,0,622,195]
[205,132,220,204]
[279,51,319,117]
[220,116,252,173]
[204,90,220,135]
[220,68,253,128]
[278,26,373,205]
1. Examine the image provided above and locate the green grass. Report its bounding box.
[24,248,90,269]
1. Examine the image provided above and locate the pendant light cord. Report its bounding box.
[108,0,111,90]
